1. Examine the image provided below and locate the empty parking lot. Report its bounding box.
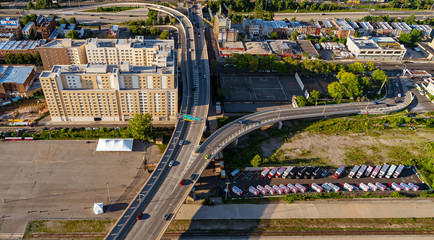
[0,140,148,236]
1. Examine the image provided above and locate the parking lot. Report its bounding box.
[227,165,428,198]
[0,140,148,235]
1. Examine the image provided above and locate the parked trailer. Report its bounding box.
[260,168,270,178]
[283,187,291,194]
[385,165,397,178]
[257,185,268,195]
[249,186,260,196]
[371,165,382,178]
[390,182,402,191]
[304,166,315,179]
[342,183,354,192]
[375,182,386,191]
[276,167,286,178]
[328,183,340,192]
[268,167,279,178]
[287,183,298,193]
[282,166,293,178]
[310,183,323,193]
[289,167,299,178]
[312,167,323,178]
[365,165,374,177]
[322,183,333,192]
[356,165,367,178]
[399,182,411,192]
[378,164,390,178]
[295,183,306,193]
[264,185,276,195]
[333,165,345,179]
[393,164,405,178]
[297,166,308,178]
[348,165,360,178]
[407,182,419,192]
[273,185,284,195]
[231,186,243,196]
[367,182,378,191]
[358,183,370,192]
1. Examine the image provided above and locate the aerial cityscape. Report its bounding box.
[0,0,433,239]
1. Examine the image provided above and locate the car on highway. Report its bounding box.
[190,174,196,181]
[179,179,186,186]
[163,213,171,221]
[136,212,143,220]
[179,139,184,146]
[168,160,174,167]
[205,154,211,159]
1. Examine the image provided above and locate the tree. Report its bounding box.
[399,33,412,45]
[290,30,298,41]
[68,17,77,24]
[296,96,307,107]
[328,82,346,99]
[127,113,153,141]
[365,62,375,72]
[302,52,310,59]
[354,31,362,37]
[24,53,33,63]
[27,1,35,9]
[35,0,52,9]
[59,18,67,25]
[164,15,170,24]
[15,54,24,64]
[4,53,15,64]
[160,30,169,39]
[158,16,164,25]
[270,31,278,39]
[310,90,321,103]
[346,62,365,73]
[149,27,161,35]
[66,30,79,39]
[410,29,422,43]
[371,69,389,84]
[250,154,262,167]
[33,52,41,64]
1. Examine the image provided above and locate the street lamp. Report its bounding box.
[106,182,111,203]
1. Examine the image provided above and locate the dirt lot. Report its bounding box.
[263,126,433,167]
[0,140,159,236]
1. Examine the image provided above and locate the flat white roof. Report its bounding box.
[96,138,134,152]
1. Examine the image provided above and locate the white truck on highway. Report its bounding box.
[348,165,360,178]
[356,165,367,178]
[378,164,390,178]
[393,164,405,178]
[385,165,397,178]
[371,165,382,178]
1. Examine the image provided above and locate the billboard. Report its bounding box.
[0,20,18,26]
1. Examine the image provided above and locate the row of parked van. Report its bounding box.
[231,181,419,197]
[346,164,404,179]
[260,166,327,179]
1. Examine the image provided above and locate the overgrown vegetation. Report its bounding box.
[25,219,115,237]
[122,10,173,36]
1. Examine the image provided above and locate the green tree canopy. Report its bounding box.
[250,154,262,167]
[35,0,52,9]
[399,33,412,45]
[371,69,389,84]
[296,96,307,107]
[66,30,79,39]
[290,30,298,41]
[160,30,169,39]
[27,1,35,9]
[328,81,346,99]
[68,17,77,24]
[59,18,67,25]
[127,113,153,141]
[309,90,321,102]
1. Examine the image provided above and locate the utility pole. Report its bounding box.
[0,194,5,204]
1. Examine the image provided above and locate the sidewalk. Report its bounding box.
[175,199,434,220]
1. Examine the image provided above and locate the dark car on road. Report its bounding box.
[136,212,143,220]
[163,213,171,221]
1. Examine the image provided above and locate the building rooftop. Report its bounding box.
[0,66,35,84]
[23,22,35,32]
[349,36,405,51]
[40,38,86,48]
[334,19,353,30]
[268,40,302,55]
[0,17,20,27]
[0,40,46,50]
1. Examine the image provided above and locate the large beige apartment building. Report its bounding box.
[85,36,174,67]
[38,39,87,70]
[40,62,178,122]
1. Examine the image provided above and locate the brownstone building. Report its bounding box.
[38,39,87,70]
[0,65,37,97]
[0,40,45,59]
[40,17,56,39]
[0,17,22,40]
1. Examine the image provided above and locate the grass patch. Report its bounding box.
[24,219,116,236]
[167,218,434,233]
[216,116,238,128]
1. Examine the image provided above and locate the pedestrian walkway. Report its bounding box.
[175,199,434,220]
